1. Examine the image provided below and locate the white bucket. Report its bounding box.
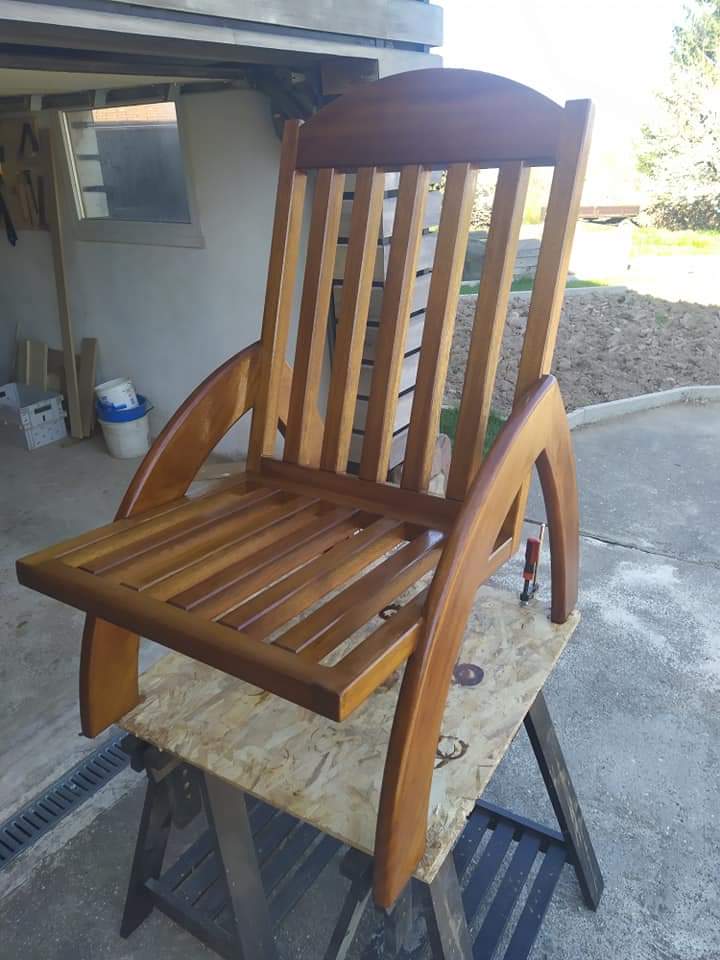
[99,414,150,459]
[94,377,138,410]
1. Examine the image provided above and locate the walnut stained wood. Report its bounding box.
[16,69,593,910]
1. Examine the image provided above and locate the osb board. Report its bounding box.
[122,587,579,884]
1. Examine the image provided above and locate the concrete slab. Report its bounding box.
[572,401,720,565]
[0,436,138,821]
[525,401,720,566]
[2,402,719,958]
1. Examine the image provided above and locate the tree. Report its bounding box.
[638,0,720,229]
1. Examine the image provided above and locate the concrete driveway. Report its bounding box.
[1,400,718,959]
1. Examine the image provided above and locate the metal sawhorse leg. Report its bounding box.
[120,691,602,959]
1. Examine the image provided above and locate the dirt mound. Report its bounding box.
[447,290,720,414]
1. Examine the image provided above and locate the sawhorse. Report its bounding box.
[120,690,602,959]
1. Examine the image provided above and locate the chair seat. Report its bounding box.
[17,475,447,720]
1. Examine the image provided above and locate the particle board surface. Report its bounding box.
[122,586,579,884]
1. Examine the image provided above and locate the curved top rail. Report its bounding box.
[297,68,580,170]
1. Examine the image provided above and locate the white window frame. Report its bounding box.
[59,98,204,249]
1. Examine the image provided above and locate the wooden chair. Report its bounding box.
[17,69,593,909]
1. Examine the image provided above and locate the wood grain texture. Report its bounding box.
[78,337,98,437]
[297,69,565,170]
[120,587,579,888]
[43,125,82,439]
[321,167,385,472]
[358,166,430,482]
[16,69,591,909]
[257,457,460,531]
[247,120,307,471]
[119,342,261,517]
[78,340,263,736]
[333,590,427,717]
[374,375,579,906]
[504,100,593,546]
[98,493,306,584]
[284,167,345,466]
[401,163,477,492]
[446,162,529,500]
[221,517,404,633]
[278,529,443,662]
[170,508,363,618]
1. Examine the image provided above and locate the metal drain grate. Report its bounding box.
[0,734,129,870]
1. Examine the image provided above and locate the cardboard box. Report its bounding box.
[0,382,68,450]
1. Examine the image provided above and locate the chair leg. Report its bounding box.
[524,690,604,910]
[201,772,279,960]
[421,857,473,960]
[323,857,374,960]
[382,880,415,957]
[120,776,172,937]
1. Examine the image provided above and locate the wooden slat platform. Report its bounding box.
[120,587,579,885]
[16,473,451,720]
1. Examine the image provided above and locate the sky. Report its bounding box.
[437,0,689,198]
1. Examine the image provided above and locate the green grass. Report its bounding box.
[630,227,720,257]
[460,276,606,295]
[440,406,505,455]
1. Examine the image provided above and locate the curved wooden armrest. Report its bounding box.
[117,340,262,519]
[429,372,578,628]
[81,341,303,737]
[374,374,579,907]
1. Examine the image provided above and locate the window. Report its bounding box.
[61,100,203,247]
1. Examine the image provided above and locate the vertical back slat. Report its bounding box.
[503,100,594,545]
[247,121,307,472]
[515,102,594,399]
[284,167,346,467]
[358,165,430,482]
[445,162,530,500]
[321,167,385,472]
[400,163,477,492]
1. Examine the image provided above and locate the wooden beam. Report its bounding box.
[79,337,98,437]
[42,124,83,439]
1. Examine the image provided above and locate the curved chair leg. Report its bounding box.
[535,410,579,623]
[374,379,580,908]
[80,617,140,737]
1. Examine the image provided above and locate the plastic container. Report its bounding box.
[94,377,138,411]
[97,395,151,459]
[0,382,67,449]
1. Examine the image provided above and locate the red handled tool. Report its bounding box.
[520,523,545,603]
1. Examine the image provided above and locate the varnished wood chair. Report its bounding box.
[17,69,593,908]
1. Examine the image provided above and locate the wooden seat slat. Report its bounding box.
[221,517,405,633]
[166,506,361,612]
[63,485,269,569]
[145,503,343,601]
[277,529,444,660]
[104,494,315,587]
[332,589,427,718]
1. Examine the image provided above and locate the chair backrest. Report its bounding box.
[247,69,593,509]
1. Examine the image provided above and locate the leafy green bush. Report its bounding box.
[647,192,720,231]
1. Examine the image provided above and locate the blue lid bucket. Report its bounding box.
[96,395,152,458]
[96,395,151,423]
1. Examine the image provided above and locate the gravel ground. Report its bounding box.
[447,289,720,414]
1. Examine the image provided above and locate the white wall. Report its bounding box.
[0,88,282,455]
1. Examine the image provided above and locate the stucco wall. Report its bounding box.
[0,87,282,455]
